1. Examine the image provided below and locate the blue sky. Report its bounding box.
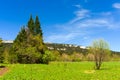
[0,0,120,51]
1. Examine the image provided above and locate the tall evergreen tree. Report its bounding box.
[11,15,47,64]
[35,16,43,36]
[28,15,34,34]
[34,16,46,55]
[14,27,27,48]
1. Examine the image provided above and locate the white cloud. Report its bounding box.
[75,9,89,17]
[113,3,120,9]
[45,32,81,43]
[45,6,120,44]
[69,9,90,24]
[76,19,110,28]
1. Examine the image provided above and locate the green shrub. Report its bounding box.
[42,50,53,64]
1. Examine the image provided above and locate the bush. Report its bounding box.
[3,48,9,64]
[52,50,61,61]
[42,50,53,64]
[60,53,72,61]
[86,53,94,61]
[71,52,84,62]
[17,47,41,64]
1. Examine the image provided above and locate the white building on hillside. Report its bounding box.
[3,40,13,43]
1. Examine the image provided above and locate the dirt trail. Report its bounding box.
[0,67,9,76]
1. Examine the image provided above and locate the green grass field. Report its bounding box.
[0,62,120,80]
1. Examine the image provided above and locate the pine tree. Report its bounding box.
[35,16,43,36]
[14,26,27,48]
[11,15,47,64]
[34,16,46,55]
[28,15,34,34]
[10,27,28,63]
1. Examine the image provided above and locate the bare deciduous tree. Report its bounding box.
[89,39,110,70]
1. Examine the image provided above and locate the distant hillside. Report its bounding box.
[2,41,120,55]
[46,43,88,55]
[2,42,88,54]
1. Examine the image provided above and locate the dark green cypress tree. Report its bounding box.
[28,15,34,34]
[35,16,46,54]
[35,16,43,36]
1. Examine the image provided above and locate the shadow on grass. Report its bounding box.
[0,65,6,68]
[96,68,111,70]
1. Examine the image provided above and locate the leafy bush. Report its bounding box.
[17,47,41,63]
[42,50,53,64]
[51,50,61,61]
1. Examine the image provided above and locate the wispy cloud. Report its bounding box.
[69,9,90,24]
[73,4,81,8]
[113,3,120,9]
[46,32,81,43]
[45,3,120,44]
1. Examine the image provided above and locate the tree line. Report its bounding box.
[0,16,119,70]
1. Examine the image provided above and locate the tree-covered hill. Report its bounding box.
[2,42,120,55]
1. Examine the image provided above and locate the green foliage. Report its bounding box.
[13,27,27,50]
[0,38,4,63]
[52,50,61,61]
[3,47,9,64]
[17,47,42,63]
[42,50,53,64]
[11,15,47,64]
[28,15,35,34]
[35,16,43,36]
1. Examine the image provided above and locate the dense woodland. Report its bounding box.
[0,41,120,63]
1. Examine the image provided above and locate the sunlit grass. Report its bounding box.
[0,62,120,80]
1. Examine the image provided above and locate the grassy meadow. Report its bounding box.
[0,62,120,80]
